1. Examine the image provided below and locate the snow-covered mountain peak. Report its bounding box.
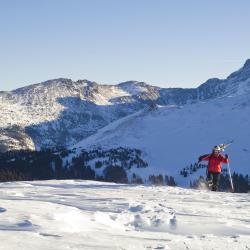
[0,78,154,151]
[13,78,73,93]
[197,59,250,99]
[198,78,223,90]
[243,58,250,69]
[225,59,250,96]
[118,81,150,96]
[1,59,250,152]
[118,80,147,86]
[227,58,250,81]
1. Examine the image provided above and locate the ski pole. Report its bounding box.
[227,162,234,192]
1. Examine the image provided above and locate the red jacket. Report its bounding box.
[200,154,229,173]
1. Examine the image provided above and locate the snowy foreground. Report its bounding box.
[0,180,249,250]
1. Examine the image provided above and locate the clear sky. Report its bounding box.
[1,0,250,91]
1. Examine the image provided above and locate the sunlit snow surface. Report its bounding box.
[0,180,249,250]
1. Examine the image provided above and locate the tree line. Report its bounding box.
[0,147,178,186]
[0,147,147,183]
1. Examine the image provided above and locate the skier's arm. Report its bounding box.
[220,154,229,164]
[198,154,210,162]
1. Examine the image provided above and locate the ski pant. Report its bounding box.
[207,172,220,191]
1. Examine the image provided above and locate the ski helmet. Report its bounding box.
[213,145,221,152]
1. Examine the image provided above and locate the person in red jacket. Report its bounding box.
[198,146,229,191]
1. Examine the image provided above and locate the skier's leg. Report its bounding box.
[207,171,213,186]
[212,173,220,191]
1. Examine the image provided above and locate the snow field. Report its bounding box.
[0,180,249,249]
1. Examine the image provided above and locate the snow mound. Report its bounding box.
[94,201,175,232]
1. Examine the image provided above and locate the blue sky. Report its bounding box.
[1,0,250,90]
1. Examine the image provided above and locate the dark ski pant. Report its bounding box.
[207,172,220,191]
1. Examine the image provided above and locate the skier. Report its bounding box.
[198,146,229,191]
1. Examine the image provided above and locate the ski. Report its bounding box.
[216,140,234,152]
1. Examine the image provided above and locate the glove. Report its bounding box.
[225,154,229,159]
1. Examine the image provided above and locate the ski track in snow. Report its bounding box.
[0,180,249,250]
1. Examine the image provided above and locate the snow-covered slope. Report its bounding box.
[0,180,249,250]
[73,91,250,183]
[1,59,250,152]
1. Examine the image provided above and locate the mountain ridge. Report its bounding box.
[0,59,250,152]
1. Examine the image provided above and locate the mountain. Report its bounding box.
[0,79,150,151]
[73,93,250,184]
[0,59,250,158]
[69,59,250,183]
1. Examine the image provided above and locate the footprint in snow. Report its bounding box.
[17,220,33,228]
[0,220,38,231]
[154,246,168,250]
[129,204,144,212]
[0,208,6,213]
[169,215,177,230]
[145,244,168,250]
[38,233,62,238]
[231,235,240,239]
